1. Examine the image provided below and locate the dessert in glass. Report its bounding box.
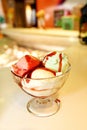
[11,51,71,117]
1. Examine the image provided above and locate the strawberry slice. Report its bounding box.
[11,55,41,77]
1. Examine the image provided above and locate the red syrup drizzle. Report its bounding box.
[26,78,30,83]
[43,51,56,65]
[46,51,56,57]
[55,98,61,103]
[30,88,49,91]
[58,53,62,72]
[43,51,62,72]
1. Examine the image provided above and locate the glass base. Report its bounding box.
[27,97,60,117]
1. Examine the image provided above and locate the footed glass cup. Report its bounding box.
[11,64,71,117]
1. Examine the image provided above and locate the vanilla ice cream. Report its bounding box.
[21,68,57,97]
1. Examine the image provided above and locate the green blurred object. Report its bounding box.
[0,16,5,23]
[62,15,79,30]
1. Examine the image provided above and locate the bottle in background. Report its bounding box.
[79,4,87,44]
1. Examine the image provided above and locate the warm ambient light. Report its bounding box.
[25,5,32,26]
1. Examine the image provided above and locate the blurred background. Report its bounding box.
[0,0,86,29]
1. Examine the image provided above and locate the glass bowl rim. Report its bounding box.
[11,63,71,80]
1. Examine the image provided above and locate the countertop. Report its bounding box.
[0,39,87,130]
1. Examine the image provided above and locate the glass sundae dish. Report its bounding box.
[11,51,71,117]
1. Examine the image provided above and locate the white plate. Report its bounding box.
[1,28,79,51]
